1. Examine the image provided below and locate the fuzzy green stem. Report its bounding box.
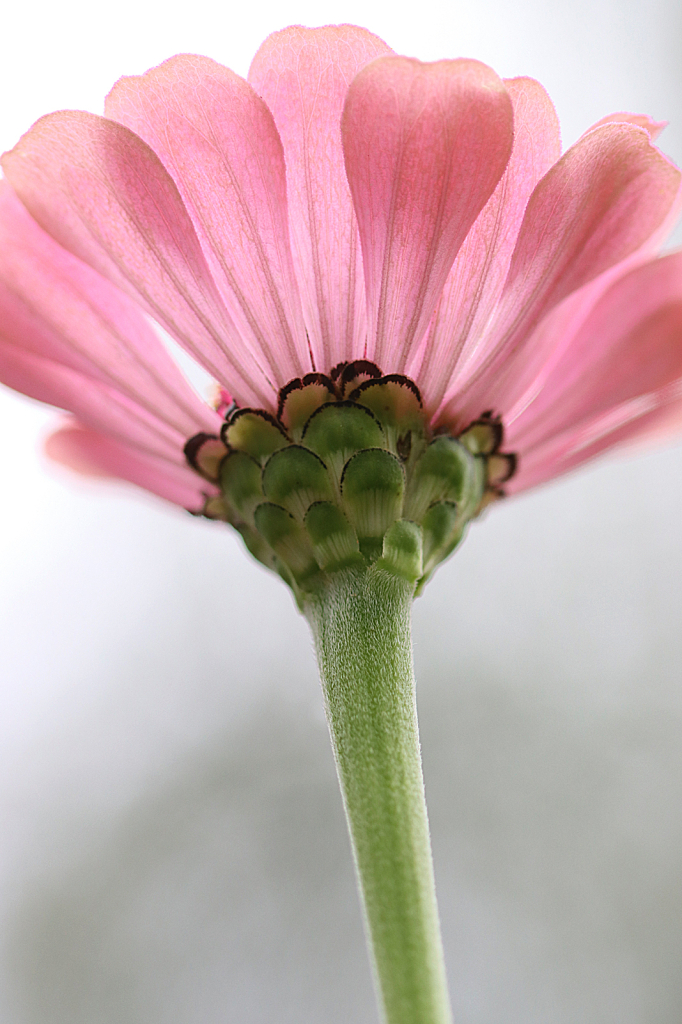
[304,567,452,1024]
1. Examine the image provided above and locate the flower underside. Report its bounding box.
[185,360,516,604]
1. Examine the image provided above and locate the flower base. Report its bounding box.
[186,361,516,604]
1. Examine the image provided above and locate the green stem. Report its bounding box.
[304,566,452,1024]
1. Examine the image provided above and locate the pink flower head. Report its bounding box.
[1,24,681,511]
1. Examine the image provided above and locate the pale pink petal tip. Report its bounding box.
[590,111,668,141]
[45,421,215,511]
[213,386,234,418]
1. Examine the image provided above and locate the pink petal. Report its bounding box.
[0,341,193,462]
[509,388,682,495]
[508,251,682,452]
[248,25,393,371]
[413,76,561,412]
[342,55,514,371]
[105,54,310,387]
[450,123,681,426]
[2,111,274,408]
[486,204,682,427]
[622,394,682,447]
[588,111,667,142]
[502,134,682,424]
[46,420,213,510]
[0,180,219,444]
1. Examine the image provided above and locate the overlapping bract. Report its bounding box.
[1,23,681,511]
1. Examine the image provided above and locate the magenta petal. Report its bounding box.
[342,55,514,371]
[46,420,214,510]
[0,181,219,447]
[2,111,274,408]
[452,123,681,423]
[415,76,561,412]
[106,54,310,386]
[249,25,392,371]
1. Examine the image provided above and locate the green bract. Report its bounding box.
[187,363,515,606]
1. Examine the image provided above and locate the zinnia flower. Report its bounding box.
[2,23,681,1024]
[1,23,680,527]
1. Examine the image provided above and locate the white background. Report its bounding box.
[1,1,682,1021]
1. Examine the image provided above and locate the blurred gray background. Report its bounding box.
[1,0,682,1020]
